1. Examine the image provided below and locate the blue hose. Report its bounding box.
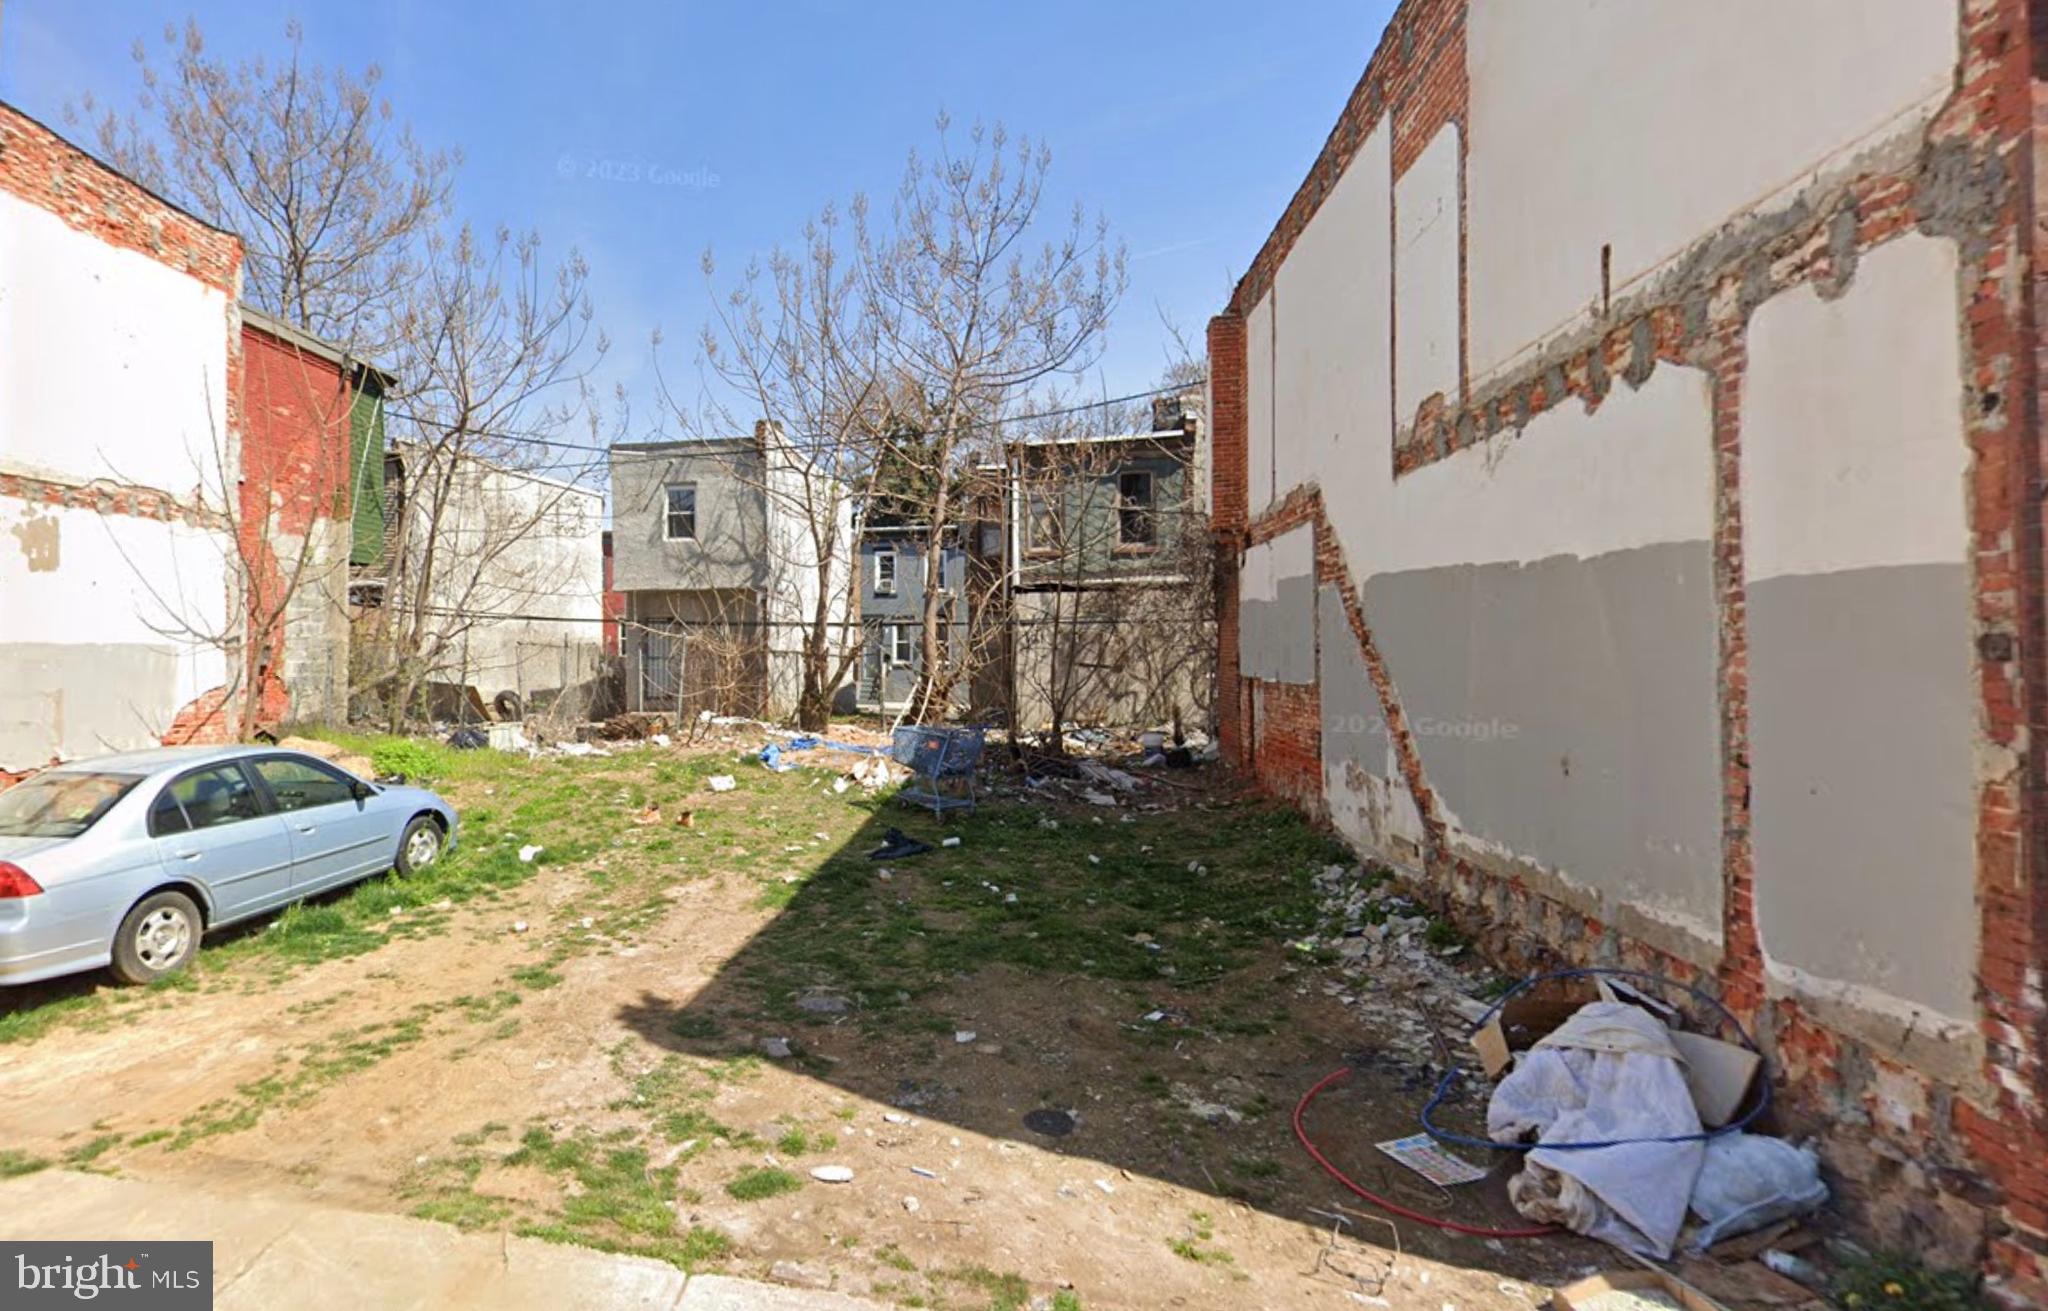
[1419,966,1773,1151]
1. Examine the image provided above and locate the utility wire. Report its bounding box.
[379,380,1207,470]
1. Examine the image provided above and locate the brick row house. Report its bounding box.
[1207,1,2048,1300]
[0,103,390,779]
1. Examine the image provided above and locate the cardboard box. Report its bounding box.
[1669,1029,1761,1129]
[1471,981,1599,1078]
[1552,1270,1728,1311]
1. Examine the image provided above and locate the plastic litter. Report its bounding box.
[1686,1133,1828,1251]
[707,775,737,792]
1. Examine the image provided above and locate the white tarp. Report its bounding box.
[1488,1001,1705,1258]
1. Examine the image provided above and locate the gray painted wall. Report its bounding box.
[610,442,767,594]
[1364,543,1725,936]
[1240,567,1316,685]
[1749,563,1978,1018]
[1318,583,1390,776]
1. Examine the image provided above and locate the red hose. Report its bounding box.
[1292,1066,1556,1240]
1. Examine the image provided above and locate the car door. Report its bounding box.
[149,762,295,921]
[246,754,393,891]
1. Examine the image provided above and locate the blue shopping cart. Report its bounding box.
[890,725,985,817]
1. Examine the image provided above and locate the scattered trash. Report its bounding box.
[1093,1179,1115,1196]
[707,775,737,792]
[1686,1134,1828,1251]
[1375,1134,1490,1187]
[1077,760,1140,792]
[832,777,851,794]
[759,743,799,773]
[633,803,661,825]
[518,845,543,862]
[760,1037,793,1059]
[954,1030,977,1044]
[1023,1109,1076,1138]
[579,917,594,929]
[869,828,932,861]
[882,1113,912,1125]
[909,1166,939,1179]
[1080,789,1118,807]
[798,994,851,1016]
[1758,1249,1827,1291]
[1086,854,1100,865]
[447,726,488,750]
[649,733,671,747]
[511,921,530,934]
[940,835,962,848]
[675,809,694,829]
[1491,1001,1703,1259]
[902,1196,920,1213]
[809,1165,855,1183]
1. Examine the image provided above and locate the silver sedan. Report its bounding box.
[0,745,459,987]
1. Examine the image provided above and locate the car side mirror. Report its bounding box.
[350,779,374,802]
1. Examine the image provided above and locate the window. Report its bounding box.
[889,624,915,664]
[251,757,359,813]
[664,484,697,540]
[0,772,140,838]
[874,550,898,596]
[157,764,262,833]
[1117,469,1155,548]
[1026,491,1062,554]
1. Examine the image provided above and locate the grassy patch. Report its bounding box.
[169,1010,433,1148]
[937,1266,1032,1311]
[1167,1211,1235,1268]
[0,1150,50,1178]
[62,1134,122,1169]
[724,1166,803,1201]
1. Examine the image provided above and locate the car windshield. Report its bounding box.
[0,772,142,839]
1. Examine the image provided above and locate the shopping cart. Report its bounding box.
[889,725,985,817]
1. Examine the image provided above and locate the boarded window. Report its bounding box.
[1117,469,1155,547]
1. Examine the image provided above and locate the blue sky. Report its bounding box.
[2,1,1394,439]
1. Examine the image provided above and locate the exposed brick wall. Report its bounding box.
[1211,0,2048,1300]
[0,101,239,297]
[239,322,358,727]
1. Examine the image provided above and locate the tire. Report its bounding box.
[396,814,444,876]
[110,890,202,985]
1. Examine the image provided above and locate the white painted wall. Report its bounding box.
[1270,120,1394,579]
[0,192,231,499]
[1465,0,1955,383]
[415,457,606,704]
[1394,124,1462,428]
[1246,292,1275,515]
[0,498,230,765]
[1744,237,1969,582]
[761,437,855,717]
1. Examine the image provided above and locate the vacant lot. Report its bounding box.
[0,735,1604,1309]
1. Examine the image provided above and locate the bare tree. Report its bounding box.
[78,18,455,357]
[665,203,880,731]
[857,115,1127,722]
[359,224,610,729]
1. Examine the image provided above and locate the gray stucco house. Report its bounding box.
[609,425,853,719]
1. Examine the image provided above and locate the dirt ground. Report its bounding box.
[0,734,1767,1310]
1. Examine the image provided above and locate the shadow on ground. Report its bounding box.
[614,774,1602,1288]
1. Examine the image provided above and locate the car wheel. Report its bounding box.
[396,814,443,875]
[110,891,201,985]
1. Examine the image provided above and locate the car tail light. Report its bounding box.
[0,862,43,899]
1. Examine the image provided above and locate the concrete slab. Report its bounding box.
[0,1171,888,1310]
[679,1276,888,1310]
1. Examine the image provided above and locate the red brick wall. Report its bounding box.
[1211,0,2048,1300]
[238,322,356,726]
[0,102,238,297]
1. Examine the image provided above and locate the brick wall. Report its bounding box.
[1210,0,2048,1301]
[239,321,358,727]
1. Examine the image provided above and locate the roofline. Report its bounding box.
[389,440,604,500]
[1221,4,1432,318]
[0,98,239,245]
[240,304,398,389]
[610,437,758,454]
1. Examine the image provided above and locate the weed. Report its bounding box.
[62,1134,121,1168]
[0,1150,50,1178]
[725,1166,803,1201]
[1832,1253,1992,1311]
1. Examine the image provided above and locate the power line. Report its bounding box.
[379,380,1206,472]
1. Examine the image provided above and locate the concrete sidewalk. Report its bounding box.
[0,1170,886,1310]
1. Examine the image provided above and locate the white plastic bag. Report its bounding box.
[1489,1002,1706,1259]
[1686,1132,1828,1251]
